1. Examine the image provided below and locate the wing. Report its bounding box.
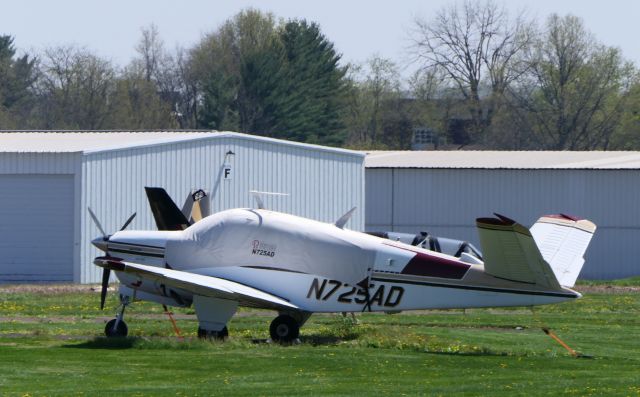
[94,257,298,311]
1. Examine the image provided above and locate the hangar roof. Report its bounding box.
[0,131,363,157]
[364,150,640,170]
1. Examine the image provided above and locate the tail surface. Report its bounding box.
[180,189,210,223]
[529,215,596,288]
[144,187,190,231]
[476,213,596,290]
[476,214,560,290]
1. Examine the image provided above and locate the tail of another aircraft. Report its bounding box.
[145,187,210,231]
[180,189,210,223]
[476,214,596,289]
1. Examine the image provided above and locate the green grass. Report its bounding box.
[0,283,639,396]
[576,276,640,287]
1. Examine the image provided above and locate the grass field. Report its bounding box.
[0,282,639,396]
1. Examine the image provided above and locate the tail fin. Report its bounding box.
[180,189,210,223]
[529,215,596,288]
[144,187,191,231]
[476,214,561,290]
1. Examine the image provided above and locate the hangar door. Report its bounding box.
[0,174,74,282]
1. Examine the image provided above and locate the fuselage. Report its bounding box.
[96,208,580,312]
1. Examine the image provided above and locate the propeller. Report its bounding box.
[120,212,137,231]
[87,207,137,310]
[357,275,374,313]
[87,207,106,236]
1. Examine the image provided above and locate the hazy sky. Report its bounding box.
[2,0,639,77]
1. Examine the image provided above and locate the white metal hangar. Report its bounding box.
[365,151,640,280]
[0,131,364,283]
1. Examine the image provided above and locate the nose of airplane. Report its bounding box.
[92,236,109,252]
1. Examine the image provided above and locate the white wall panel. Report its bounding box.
[366,168,640,279]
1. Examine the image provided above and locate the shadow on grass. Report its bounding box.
[59,332,525,358]
[249,334,349,346]
[423,349,513,357]
[63,336,238,350]
[299,334,345,345]
[63,336,137,350]
[62,334,350,350]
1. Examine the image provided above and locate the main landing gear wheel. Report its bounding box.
[270,315,300,343]
[198,326,229,340]
[105,318,128,337]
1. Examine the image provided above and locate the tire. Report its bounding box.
[269,315,300,343]
[105,318,128,337]
[198,326,228,340]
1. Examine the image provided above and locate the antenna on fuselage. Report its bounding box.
[335,207,357,229]
[249,190,289,210]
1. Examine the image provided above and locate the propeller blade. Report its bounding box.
[120,212,137,231]
[88,207,107,236]
[100,268,111,310]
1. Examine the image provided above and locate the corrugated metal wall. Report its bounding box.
[0,152,82,283]
[0,174,75,281]
[366,168,640,279]
[0,152,80,174]
[81,136,364,283]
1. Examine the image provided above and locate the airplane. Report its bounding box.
[90,187,596,342]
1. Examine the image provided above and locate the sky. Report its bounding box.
[2,0,639,78]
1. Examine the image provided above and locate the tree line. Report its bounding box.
[0,3,639,150]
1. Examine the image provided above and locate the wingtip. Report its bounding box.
[476,214,530,236]
[538,214,597,234]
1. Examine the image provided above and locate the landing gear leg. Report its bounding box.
[193,295,237,341]
[105,294,130,337]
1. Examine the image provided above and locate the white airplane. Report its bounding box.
[90,188,596,342]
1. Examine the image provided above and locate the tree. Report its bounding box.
[343,56,412,149]
[0,35,37,127]
[188,10,348,145]
[609,78,640,149]
[36,46,115,129]
[169,47,201,128]
[510,14,633,149]
[129,24,195,128]
[348,56,401,146]
[410,0,533,144]
[407,67,463,148]
[135,24,163,83]
[105,67,178,129]
[275,20,347,145]
[188,9,278,131]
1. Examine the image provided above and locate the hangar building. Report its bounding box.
[365,151,640,279]
[0,131,364,283]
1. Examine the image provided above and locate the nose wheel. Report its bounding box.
[105,294,130,337]
[270,314,300,343]
[105,318,128,337]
